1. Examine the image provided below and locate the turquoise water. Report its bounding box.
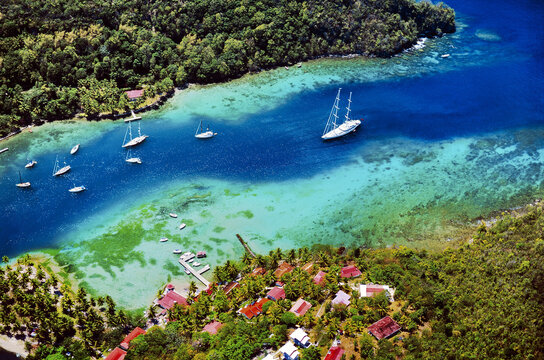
[0,0,543,308]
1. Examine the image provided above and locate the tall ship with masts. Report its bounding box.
[321,88,362,140]
[122,121,148,148]
[52,156,71,176]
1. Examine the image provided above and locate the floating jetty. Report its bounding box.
[179,254,210,286]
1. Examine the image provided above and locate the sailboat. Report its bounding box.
[70,144,80,155]
[125,148,142,164]
[25,160,37,168]
[69,185,86,193]
[16,171,31,188]
[122,121,148,148]
[195,120,216,139]
[321,89,362,140]
[52,156,71,176]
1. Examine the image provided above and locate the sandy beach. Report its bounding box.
[0,335,28,358]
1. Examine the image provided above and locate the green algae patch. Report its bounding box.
[238,210,254,219]
[180,219,195,226]
[163,260,185,276]
[213,226,226,233]
[210,237,228,245]
[224,189,240,196]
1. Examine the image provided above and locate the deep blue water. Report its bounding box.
[0,0,543,257]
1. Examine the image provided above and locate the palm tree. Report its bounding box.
[267,303,283,324]
[189,281,198,299]
[148,304,157,319]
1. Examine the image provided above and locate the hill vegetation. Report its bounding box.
[0,0,455,136]
[1,203,542,359]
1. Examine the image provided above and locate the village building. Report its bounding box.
[239,297,270,320]
[313,270,327,286]
[157,290,188,310]
[274,262,295,279]
[250,267,267,276]
[368,316,401,340]
[202,321,224,335]
[120,327,146,350]
[324,346,345,360]
[105,347,126,360]
[331,290,351,307]
[300,263,313,273]
[340,265,362,278]
[223,281,240,296]
[289,328,310,348]
[279,341,300,360]
[267,287,286,301]
[360,284,395,301]
[125,89,144,101]
[289,299,312,317]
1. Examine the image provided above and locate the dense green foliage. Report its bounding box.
[0,0,455,135]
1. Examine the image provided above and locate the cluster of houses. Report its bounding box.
[104,261,401,360]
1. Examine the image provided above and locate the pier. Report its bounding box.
[236,234,256,258]
[179,256,210,287]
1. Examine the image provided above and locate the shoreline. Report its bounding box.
[0,335,28,358]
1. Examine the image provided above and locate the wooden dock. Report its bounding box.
[179,257,210,287]
[236,234,256,258]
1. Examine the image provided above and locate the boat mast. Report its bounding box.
[196,120,203,136]
[137,121,142,137]
[323,88,342,136]
[345,92,352,122]
[19,171,22,183]
[52,155,58,175]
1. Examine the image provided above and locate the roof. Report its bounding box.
[279,341,299,359]
[300,263,313,273]
[197,251,206,256]
[289,298,312,317]
[267,287,286,300]
[360,284,393,299]
[224,281,240,295]
[324,346,345,360]
[289,328,310,345]
[166,283,175,290]
[202,321,224,335]
[368,316,401,340]
[120,327,146,349]
[313,270,326,285]
[157,291,188,309]
[332,290,351,306]
[250,267,266,276]
[105,347,126,360]
[125,89,144,99]
[274,262,294,279]
[340,265,362,278]
[239,298,270,319]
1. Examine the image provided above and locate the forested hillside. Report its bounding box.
[0,0,455,135]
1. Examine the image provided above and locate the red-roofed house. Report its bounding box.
[202,321,224,335]
[274,262,294,279]
[360,284,394,301]
[239,298,270,320]
[157,291,188,310]
[250,267,266,276]
[368,316,401,340]
[300,263,313,273]
[105,347,126,360]
[120,327,146,350]
[340,265,362,278]
[313,271,326,286]
[166,283,175,291]
[324,346,345,360]
[224,281,240,296]
[125,89,144,100]
[267,287,286,301]
[289,298,312,317]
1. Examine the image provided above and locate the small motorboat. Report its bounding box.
[126,157,142,164]
[70,144,80,155]
[187,258,194,263]
[441,54,450,58]
[179,223,186,230]
[0,148,9,154]
[285,66,289,70]
[25,160,37,168]
[193,262,201,267]
[173,249,182,254]
[160,237,168,242]
[169,213,178,218]
[184,268,190,275]
[297,63,302,68]
[69,185,86,193]
[196,251,207,258]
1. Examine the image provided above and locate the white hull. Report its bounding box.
[169,213,178,218]
[322,119,361,140]
[126,157,142,164]
[173,249,182,254]
[25,161,37,168]
[70,144,80,155]
[0,148,8,154]
[195,131,215,139]
[16,182,31,188]
[69,186,86,193]
[179,223,186,230]
[122,135,148,148]
[53,165,71,176]
[160,237,168,242]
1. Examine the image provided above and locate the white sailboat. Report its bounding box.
[70,144,80,155]
[16,171,31,188]
[52,156,71,176]
[25,160,37,168]
[125,148,142,164]
[321,89,362,140]
[195,120,216,139]
[69,185,86,193]
[122,121,148,148]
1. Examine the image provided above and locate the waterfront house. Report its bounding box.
[202,321,224,335]
[289,299,312,317]
[279,341,300,360]
[289,328,310,348]
[324,346,345,360]
[313,271,327,286]
[274,262,295,279]
[157,290,188,310]
[224,281,240,296]
[331,290,351,307]
[267,287,286,301]
[368,316,401,340]
[125,89,144,101]
[340,265,362,278]
[120,327,146,350]
[105,347,126,360]
[360,284,394,301]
